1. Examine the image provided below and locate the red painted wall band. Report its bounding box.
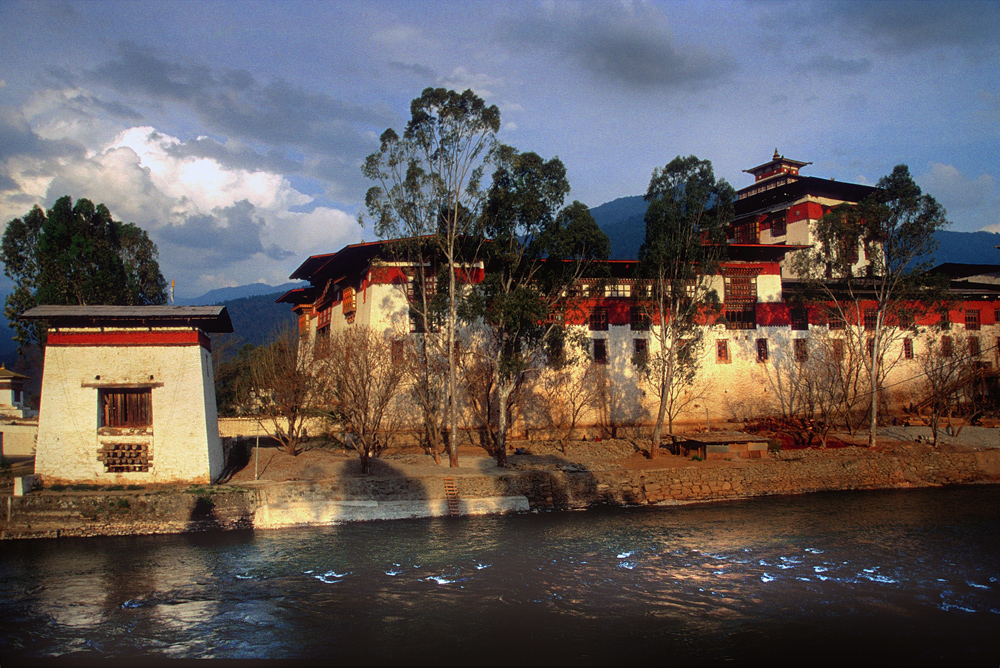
[47,330,211,351]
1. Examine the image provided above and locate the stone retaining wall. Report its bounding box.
[3,447,999,539]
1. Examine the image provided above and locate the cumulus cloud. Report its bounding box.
[502,3,736,90]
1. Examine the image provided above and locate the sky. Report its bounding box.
[1,0,998,298]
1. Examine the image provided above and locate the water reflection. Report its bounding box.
[1,487,998,663]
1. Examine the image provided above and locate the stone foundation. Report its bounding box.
[3,447,999,539]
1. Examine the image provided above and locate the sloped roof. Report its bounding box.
[20,305,233,333]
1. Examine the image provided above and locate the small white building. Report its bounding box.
[22,305,232,485]
[0,364,32,418]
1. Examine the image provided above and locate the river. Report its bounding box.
[1,486,998,665]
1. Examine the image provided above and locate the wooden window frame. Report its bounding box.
[100,388,153,428]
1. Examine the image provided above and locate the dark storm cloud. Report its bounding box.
[502,5,735,90]
[87,42,393,161]
[801,55,873,77]
[0,118,84,161]
[0,173,19,192]
[158,200,293,266]
[780,1,1000,60]
[388,61,437,79]
[163,136,300,175]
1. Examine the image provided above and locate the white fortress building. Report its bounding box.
[22,305,232,485]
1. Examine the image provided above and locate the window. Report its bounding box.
[391,340,404,365]
[770,211,787,237]
[725,303,756,330]
[609,283,630,298]
[724,275,757,302]
[678,338,694,365]
[866,338,875,358]
[966,310,981,331]
[630,306,650,331]
[970,337,981,357]
[941,335,953,357]
[716,339,730,364]
[832,339,844,361]
[633,338,648,367]
[589,308,608,331]
[790,307,809,331]
[724,275,757,330]
[593,338,607,364]
[734,222,757,244]
[547,338,565,367]
[100,388,152,428]
[903,338,913,360]
[864,309,877,331]
[794,338,808,363]
[756,338,768,363]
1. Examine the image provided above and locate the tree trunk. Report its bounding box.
[496,384,512,468]
[447,257,459,468]
[650,390,669,459]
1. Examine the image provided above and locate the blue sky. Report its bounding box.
[1,0,998,297]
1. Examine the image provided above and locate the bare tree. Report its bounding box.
[249,326,329,456]
[324,327,406,474]
[529,332,602,451]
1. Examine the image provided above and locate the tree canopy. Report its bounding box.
[2,196,167,352]
[789,164,950,447]
[463,148,609,466]
[637,156,735,456]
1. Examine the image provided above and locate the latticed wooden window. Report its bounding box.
[864,309,877,331]
[903,338,913,360]
[716,339,730,363]
[725,303,756,330]
[724,276,757,302]
[101,389,152,428]
[941,335,953,357]
[965,310,981,331]
[756,338,768,362]
[770,211,787,237]
[589,308,608,331]
[794,338,808,363]
[630,306,650,331]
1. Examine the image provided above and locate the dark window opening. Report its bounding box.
[790,307,809,331]
[970,337,981,357]
[941,335,953,357]
[633,338,648,367]
[593,338,607,364]
[794,339,808,363]
[903,338,913,360]
[832,339,844,360]
[716,339,730,363]
[756,338,768,362]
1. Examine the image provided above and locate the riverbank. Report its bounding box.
[3,429,1000,539]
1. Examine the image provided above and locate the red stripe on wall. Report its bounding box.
[47,330,211,350]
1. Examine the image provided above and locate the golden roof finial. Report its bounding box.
[773,148,781,160]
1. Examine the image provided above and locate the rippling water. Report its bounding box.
[2,486,999,665]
